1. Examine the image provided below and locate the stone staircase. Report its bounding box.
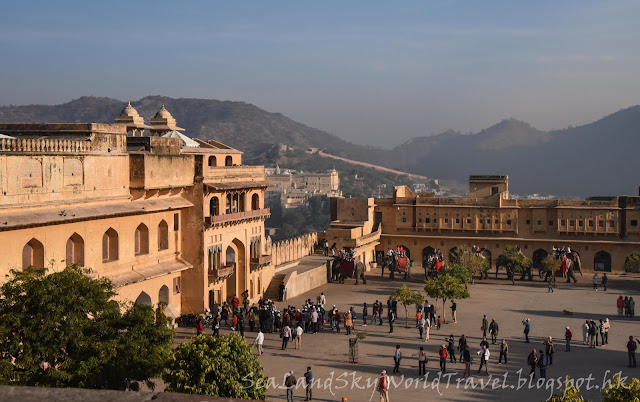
[264,273,286,301]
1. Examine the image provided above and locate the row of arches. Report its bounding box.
[135,285,170,306]
[209,193,260,216]
[396,245,616,272]
[207,155,233,167]
[21,220,170,270]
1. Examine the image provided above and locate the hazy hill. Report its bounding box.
[398,107,640,197]
[0,95,381,161]
[1,96,639,197]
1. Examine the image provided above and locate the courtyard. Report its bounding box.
[179,267,640,401]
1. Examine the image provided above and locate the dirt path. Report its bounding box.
[308,148,430,181]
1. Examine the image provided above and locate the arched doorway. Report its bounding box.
[159,285,169,305]
[22,238,44,270]
[208,155,216,167]
[594,251,611,272]
[252,194,260,210]
[481,248,492,272]
[225,156,233,166]
[210,197,219,216]
[397,245,410,259]
[422,246,435,267]
[135,291,152,306]
[250,279,254,299]
[532,248,549,269]
[66,233,85,266]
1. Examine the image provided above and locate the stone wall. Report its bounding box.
[265,232,318,267]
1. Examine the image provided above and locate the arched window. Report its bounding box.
[251,194,260,210]
[225,156,233,166]
[210,197,219,216]
[158,220,169,251]
[22,238,44,270]
[159,285,170,304]
[135,223,149,255]
[135,291,152,305]
[102,228,119,262]
[208,155,217,167]
[239,193,245,212]
[66,233,85,266]
[226,246,236,266]
[226,193,233,214]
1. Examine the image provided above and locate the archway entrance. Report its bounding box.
[159,285,169,305]
[397,245,410,259]
[422,246,435,267]
[135,291,152,306]
[225,239,246,300]
[532,249,549,269]
[594,251,611,272]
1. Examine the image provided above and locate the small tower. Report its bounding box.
[114,102,151,137]
[149,105,185,136]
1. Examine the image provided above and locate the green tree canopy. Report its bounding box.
[391,285,424,327]
[602,373,640,401]
[459,253,490,282]
[445,263,472,286]
[540,255,562,273]
[423,275,470,324]
[548,376,585,402]
[496,245,532,284]
[625,254,640,273]
[164,334,268,400]
[0,266,173,390]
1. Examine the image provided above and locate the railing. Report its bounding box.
[204,165,266,182]
[250,255,272,272]
[207,264,235,284]
[0,138,91,153]
[205,208,270,226]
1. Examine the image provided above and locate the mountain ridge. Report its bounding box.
[1,96,639,196]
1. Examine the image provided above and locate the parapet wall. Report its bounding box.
[265,232,318,267]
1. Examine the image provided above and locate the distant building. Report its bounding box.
[339,175,640,273]
[266,168,341,209]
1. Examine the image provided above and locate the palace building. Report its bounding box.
[0,103,271,316]
[373,175,640,273]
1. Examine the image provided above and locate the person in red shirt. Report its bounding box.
[378,370,390,402]
[196,319,203,336]
[565,326,572,351]
[439,344,449,373]
[231,314,238,331]
[231,295,240,309]
[617,296,625,316]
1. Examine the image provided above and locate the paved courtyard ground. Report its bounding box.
[178,267,640,401]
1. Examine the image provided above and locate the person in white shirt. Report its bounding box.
[319,292,326,307]
[424,317,431,342]
[295,325,304,349]
[254,330,264,355]
[310,309,319,334]
[477,345,490,374]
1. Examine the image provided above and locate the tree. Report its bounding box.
[625,254,640,273]
[602,373,640,401]
[459,253,490,283]
[0,266,173,390]
[540,255,562,274]
[548,376,585,402]
[445,263,472,287]
[391,285,424,327]
[164,334,268,400]
[423,275,470,324]
[496,246,532,284]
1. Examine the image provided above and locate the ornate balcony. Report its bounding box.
[208,264,235,284]
[250,255,272,272]
[205,208,270,228]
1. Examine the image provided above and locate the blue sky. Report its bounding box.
[1,1,639,147]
